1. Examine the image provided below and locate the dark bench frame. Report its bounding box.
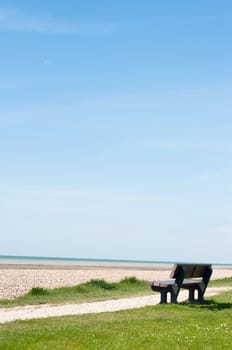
[150,263,212,304]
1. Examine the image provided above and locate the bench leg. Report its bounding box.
[197,289,204,303]
[160,290,178,304]
[188,288,205,303]
[160,291,168,304]
[188,288,195,303]
[170,291,178,304]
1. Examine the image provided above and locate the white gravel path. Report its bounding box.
[0,287,230,324]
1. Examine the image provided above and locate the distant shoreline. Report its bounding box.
[0,263,232,271]
[1,255,232,268]
[0,255,175,270]
[0,262,172,271]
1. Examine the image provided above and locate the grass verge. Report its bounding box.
[0,290,232,349]
[209,277,232,287]
[0,277,149,308]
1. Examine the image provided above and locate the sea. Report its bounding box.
[0,255,174,269]
[0,255,231,269]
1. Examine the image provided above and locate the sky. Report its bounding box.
[0,1,232,264]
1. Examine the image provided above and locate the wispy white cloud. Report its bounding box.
[0,186,176,209]
[0,6,117,35]
[209,225,232,237]
[142,140,232,152]
[197,168,232,181]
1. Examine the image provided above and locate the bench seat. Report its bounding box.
[150,265,185,304]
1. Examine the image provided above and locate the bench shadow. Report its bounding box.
[180,299,232,311]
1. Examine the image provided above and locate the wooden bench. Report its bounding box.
[150,263,212,304]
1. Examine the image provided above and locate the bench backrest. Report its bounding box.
[170,264,185,285]
[170,263,212,280]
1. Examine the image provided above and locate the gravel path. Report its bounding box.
[0,287,230,324]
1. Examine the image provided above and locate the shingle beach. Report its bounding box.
[0,264,231,300]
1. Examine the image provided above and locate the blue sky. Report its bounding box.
[1,1,232,263]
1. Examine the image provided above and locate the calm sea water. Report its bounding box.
[0,255,174,269]
[0,255,231,268]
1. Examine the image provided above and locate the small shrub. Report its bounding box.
[87,279,116,290]
[29,287,49,296]
[121,276,139,284]
[120,276,145,286]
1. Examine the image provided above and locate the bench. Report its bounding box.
[150,263,212,304]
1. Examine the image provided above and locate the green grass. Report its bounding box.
[209,277,232,287]
[1,290,232,349]
[0,277,149,308]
